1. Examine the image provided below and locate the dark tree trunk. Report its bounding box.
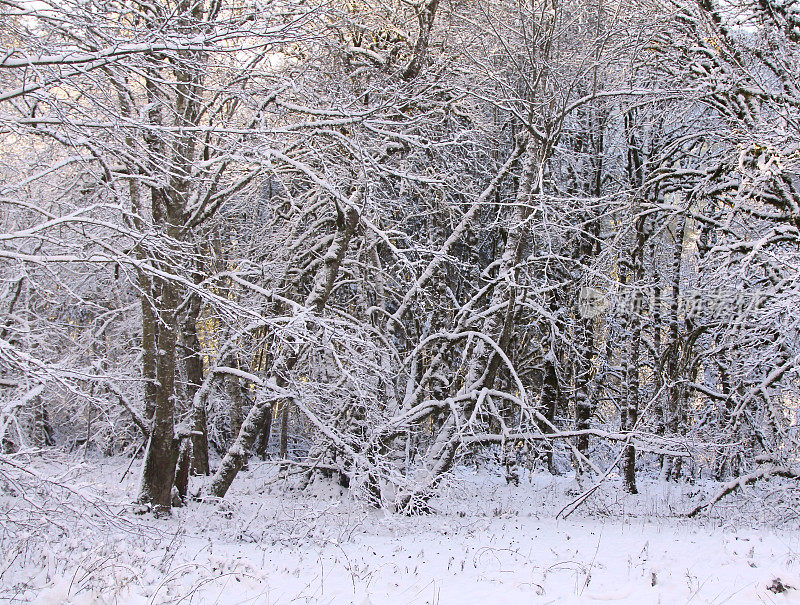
[280,402,289,459]
[138,274,179,516]
[30,394,54,448]
[140,273,158,423]
[574,318,594,461]
[623,299,641,494]
[622,219,645,494]
[174,437,192,503]
[540,356,559,473]
[620,109,650,494]
[257,404,273,460]
[225,354,245,444]
[183,291,209,475]
[665,213,687,481]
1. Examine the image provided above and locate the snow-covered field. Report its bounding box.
[3,455,800,604]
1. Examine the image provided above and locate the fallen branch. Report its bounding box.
[687,459,800,517]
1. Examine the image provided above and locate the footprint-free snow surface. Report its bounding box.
[3,455,800,604]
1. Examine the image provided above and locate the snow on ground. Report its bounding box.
[3,454,800,604]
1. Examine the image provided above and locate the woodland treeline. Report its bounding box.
[1,0,799,515]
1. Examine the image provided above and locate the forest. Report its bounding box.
[2,0,800,601]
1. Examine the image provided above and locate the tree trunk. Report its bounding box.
[183,291,209,475]
[138,275,179,516]
[401,145,540,507]
[574,318,594,463]
[208,192,362,499]
[665,213,687,481]
[280,402,290,458]
[540,354,559,473]
[140,272,158,423]
[257,404,273,460]
[208,398,275,498]
[226,354,245,445]
[30,394,54,448]
[623,292,641,494]
[174,437,192,503]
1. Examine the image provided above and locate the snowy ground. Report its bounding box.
[3,455,800,604]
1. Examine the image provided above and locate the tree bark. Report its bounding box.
[140,273,158,423]
[280,402,290,459]
[138,274,179,516]
[174,437,192,502]
[207,192,362,499]
[208,398,275,498]
[400,145,541,507]
[257,403,273,460]
[183,291,209,475]
[665,212,687,481]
